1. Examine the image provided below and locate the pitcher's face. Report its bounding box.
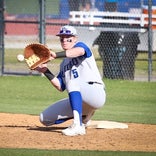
[59,35,77,50]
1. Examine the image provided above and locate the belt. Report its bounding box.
[87,81,103,85]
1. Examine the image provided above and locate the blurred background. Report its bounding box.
[0,0,156,81]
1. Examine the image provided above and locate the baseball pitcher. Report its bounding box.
[27,25,106,136]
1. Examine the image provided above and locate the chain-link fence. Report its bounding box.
[0,0,156,81]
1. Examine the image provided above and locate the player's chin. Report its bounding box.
[63,48,68,51]
[62,45,69,50]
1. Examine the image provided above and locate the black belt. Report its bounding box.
[88,82,103,85]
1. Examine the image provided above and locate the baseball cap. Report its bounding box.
[56,25,77,36]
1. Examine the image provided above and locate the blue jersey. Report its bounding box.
[57,42,104,91]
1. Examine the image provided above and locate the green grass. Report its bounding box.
[5,0,59,15]
[0,76,156,124]
[0,148,155,156]
[0,76,67,115]
[96,79,156,124]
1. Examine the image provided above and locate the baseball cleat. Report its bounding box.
[83,120,91,127]
[62,123,86,136]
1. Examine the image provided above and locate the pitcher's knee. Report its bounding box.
[39,113,53,126]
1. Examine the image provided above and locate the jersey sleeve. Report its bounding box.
[57,72,66,91]
[74,42,92,58]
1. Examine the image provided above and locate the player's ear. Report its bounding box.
[73,36,78,43]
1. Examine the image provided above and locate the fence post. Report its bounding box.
[39,0,46,44]
[0,0,4,76]
[148,0,153,82]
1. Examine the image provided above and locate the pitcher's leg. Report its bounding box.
[81,82,106,109]
[40,98,73,126]
[80,82,106,125]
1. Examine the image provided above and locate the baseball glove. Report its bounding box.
[24,43,51,70]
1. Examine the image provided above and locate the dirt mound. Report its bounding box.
[0,113,156,152]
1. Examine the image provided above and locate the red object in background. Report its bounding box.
[143,7,156,30]
[5,18,69,35]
